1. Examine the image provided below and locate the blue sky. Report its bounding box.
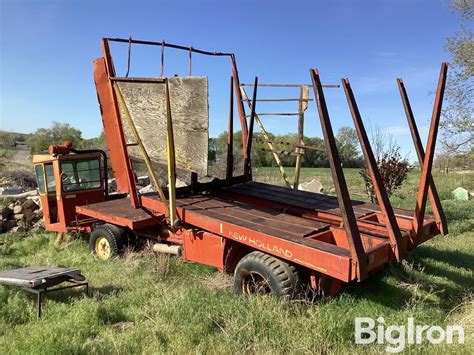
[0,0,460,161]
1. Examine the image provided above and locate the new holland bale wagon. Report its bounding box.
[32,38,448,298]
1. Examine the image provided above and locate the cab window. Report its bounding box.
[34,165,46,194]
[44,163,56,193]
[60,159,101,192]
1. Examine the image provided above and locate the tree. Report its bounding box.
[28,122,82,153]
[336,126,363,168]
[359,125,409,203]
[440,0,474,168]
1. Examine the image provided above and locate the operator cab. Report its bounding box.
[33,142,106,232]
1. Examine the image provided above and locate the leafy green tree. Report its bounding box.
[440,0,473,167]
[28,122,82,153]
[336,126,363,168]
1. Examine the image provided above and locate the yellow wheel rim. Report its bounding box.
[95,236,111,261]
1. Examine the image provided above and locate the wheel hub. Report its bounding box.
[95,236,111,261]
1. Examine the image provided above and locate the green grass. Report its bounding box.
[0,169,473,353]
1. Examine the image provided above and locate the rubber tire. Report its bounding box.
[89,224,121,261]
[233,251,301,300]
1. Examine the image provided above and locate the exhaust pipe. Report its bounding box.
[153,243,181,255]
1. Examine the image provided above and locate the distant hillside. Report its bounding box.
[0,130,32,148]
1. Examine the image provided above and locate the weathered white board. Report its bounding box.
[117,77,209,176]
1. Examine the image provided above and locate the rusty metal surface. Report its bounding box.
[311,69,368,280]
[226,76,234,180]
[244,77,258,180]
[342,78,406,261]
[224,181,353,212]
[0,267,84,289]
[76,198,158,229]
[95,40,139,207]
[412,63,448,244]
[397,78,447,235]
[145,193,342,253]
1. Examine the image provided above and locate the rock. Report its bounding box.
[14,213,24,221]
[452,187,469,201]
[298,179,324,193]
[329,187,336,194]
[139,184,155,194]
[30,219,45,231]
[175,178,188,188]
[13,205,22,214]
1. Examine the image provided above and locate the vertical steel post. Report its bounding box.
[244,77,258,180]
[342,78,405,260]
[412,62,448,243]
[165,80,178,227]
[231,55,248,154]
[100,39,140,208]
[397,78,448,236]
[294,86,309,189]
[226,76,234,180]
[310,69,368,280]
[240,86,292,188]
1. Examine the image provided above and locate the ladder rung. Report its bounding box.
[241,83,340,88]
[245,113,299,117]
[242,98,313,102]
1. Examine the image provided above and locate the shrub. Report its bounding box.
[359,147,409,203]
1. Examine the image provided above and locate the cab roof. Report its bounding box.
[32,152,101,164]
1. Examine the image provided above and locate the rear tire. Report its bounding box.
[233,251,300,299]
[89,224,122,261]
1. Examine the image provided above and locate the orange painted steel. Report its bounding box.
[412,63,448,245]
[33,37,446,296]
[397,78,448,236]
[311,69,368,280]
[93,55,139,207]
[342,78,406,261]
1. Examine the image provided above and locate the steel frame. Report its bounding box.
[310,69,368,280]
[342,78,406,260]
[397,77,448,236]
[412,63,448,245]
[23,281,88,319]
[74,37,446,291]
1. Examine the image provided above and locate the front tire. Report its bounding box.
[233,251,300,299]
[89,224,122,261]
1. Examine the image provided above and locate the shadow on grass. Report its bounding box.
[409,246,474,273]
[341,246,473,311]
[343,271,413,310]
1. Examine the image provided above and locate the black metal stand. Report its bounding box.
[22,281,89,319]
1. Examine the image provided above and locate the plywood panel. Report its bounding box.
[117,77,209,176]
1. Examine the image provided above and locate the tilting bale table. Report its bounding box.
[0,266,88,319]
